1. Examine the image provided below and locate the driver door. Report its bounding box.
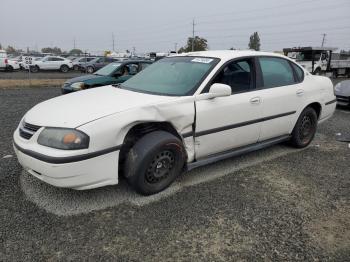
[194,58,262,159]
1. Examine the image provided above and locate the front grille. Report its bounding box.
[19,121,41,140]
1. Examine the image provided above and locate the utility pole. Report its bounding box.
[174,43,178,52]
[321,33,326,47]
[192,19,196,52]
[112,33,115,51]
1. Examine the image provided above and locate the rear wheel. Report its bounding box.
[60,65,69,73]
[290,107,318,148]
[7,65,13,72]
[124,131,185,195]
[86,66,94,74]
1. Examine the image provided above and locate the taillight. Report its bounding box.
[5,59,8,64]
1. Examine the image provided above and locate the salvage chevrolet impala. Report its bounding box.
[13,51,336,195]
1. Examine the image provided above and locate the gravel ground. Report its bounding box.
[0,70,84,80]
[0,85,349,261]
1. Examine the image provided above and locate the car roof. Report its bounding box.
[172,50,288,62]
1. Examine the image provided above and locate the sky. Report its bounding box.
[1,0,350,54]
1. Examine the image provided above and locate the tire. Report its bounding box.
[313,68,322,75]
[332,70,338,79]
[7,66,13,72]
[30,65,39,73]
[73,65,80,71]
[86,66,94,74]
[290,107,318,148]
[60,65,69,73]
[124,131,185,195]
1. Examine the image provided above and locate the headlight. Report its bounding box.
[71,82,85,91]
[334,83,341,92]
[38,128,89,150]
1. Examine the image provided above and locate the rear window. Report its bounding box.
[259,57,296,88]
[291,62,304,82]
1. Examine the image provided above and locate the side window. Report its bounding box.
[47,57,54,61]
[291,62,304,82]
[259,57,296,88]
[212,59,254,94]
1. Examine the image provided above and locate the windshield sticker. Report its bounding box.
[191,58,213,64]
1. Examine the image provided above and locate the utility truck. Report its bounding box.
[283,47,350,78]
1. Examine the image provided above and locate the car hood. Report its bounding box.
[23,86,177,128]
[335,80,350,96]
[64,74,107,84]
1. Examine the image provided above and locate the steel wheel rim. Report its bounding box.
[145,150,175,184]
[299,115,314,143]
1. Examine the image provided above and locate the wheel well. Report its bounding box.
[307,102,321,119]
[118,122,183,175]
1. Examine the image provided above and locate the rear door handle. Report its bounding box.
[296,89,304,96]
[250,97,261,104]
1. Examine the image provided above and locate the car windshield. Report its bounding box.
[121,56,219,96]
[94,62,122,76]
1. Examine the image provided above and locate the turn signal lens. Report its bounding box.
[63,133,81,144]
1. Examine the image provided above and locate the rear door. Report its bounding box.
[194,57,263,159]
[256,56,304,141]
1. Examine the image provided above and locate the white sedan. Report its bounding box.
[13,50,336,195]
[30,56,73,73]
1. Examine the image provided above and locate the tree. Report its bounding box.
[248,32,261,51]
[41,47,62,54]
[178,36,208,53]
[6,45,17,53]
[0,43,2,50]
[68,48,83,56]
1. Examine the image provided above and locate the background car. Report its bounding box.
[72,57,96,71]
[0,50,8,70]
[81,56,120,73]
[30,56,73,73]
[7,58,21,71]
[335,80,350,107]
[62,60,152,94]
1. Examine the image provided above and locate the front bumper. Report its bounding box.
[336,95,350,106]
[13,129,120,190]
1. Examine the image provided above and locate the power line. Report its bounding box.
[112,33,115,51]
[192,19,196,51]
[321,33,326,47]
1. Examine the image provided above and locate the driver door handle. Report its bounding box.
[250,97,261,104]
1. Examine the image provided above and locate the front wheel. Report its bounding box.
[124,131,185,195]
[30,65,39,73]
[313,68,322,75]
[290,107,318,148]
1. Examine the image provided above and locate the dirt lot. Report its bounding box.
[0,84,349,261]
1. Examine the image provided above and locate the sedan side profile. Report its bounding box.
[61,60,152,94]
[30,56,73,73]
[13,51,336,195]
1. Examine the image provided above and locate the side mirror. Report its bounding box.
[209,83,232,97]
[196,83,231,101]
